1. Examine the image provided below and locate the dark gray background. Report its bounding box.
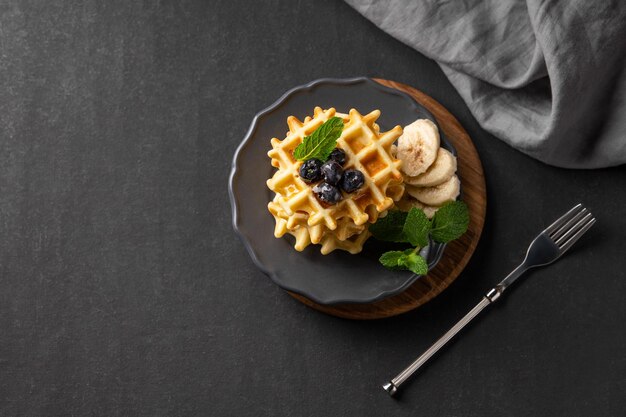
[1,1,624,416]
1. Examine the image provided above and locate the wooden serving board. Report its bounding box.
[288,79,487,319]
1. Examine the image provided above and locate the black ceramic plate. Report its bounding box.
[229,77,456,305]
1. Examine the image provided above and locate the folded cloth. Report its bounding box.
[345,0,626,168]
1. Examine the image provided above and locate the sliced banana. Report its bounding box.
[395,196,439,219]
[396,119,440,177]
[404,148,457,187]
[406,175,460,206]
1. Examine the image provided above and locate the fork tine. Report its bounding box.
[544,204,583,235]
[555,213,594,246]
[551,208,588,241]
[559,217,596,253]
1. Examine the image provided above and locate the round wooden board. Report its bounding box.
[288,79,487,319]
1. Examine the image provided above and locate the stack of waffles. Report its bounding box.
[267,107,404,254]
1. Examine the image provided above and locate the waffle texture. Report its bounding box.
[267,107,403,254]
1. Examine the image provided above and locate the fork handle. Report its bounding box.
[383,287,503,396]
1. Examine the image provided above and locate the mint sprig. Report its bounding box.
[371,201,469,275]
[379,248,428,275]
[293,117,344,161]
[379,250,411,270]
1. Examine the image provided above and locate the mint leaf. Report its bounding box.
[293,117,344,161]
[369,211,408,243]
[379,251,408,270]
[402,252,429,275]
[376,201,467,274]
[403,207,431,247]
[431,201,469,243]
[379,249,429,275]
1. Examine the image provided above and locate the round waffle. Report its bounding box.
[267,107,404,254]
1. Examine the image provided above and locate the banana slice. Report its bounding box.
[397,119,440,177]
[395,196,439,219]
[406,175,460,206]
[404,148,457,187]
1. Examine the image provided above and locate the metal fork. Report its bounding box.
[382,203,596,396]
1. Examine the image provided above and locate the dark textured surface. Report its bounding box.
[1,1,624,416]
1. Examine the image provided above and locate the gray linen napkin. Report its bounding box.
[345,0,626,168]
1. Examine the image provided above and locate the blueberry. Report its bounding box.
[320,160,343,185]
[340,169,365,193]
[329,148,346,165]
[299,158,323,182]
[313,182,342,204]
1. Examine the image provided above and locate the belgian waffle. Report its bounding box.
[267,107,403,253]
